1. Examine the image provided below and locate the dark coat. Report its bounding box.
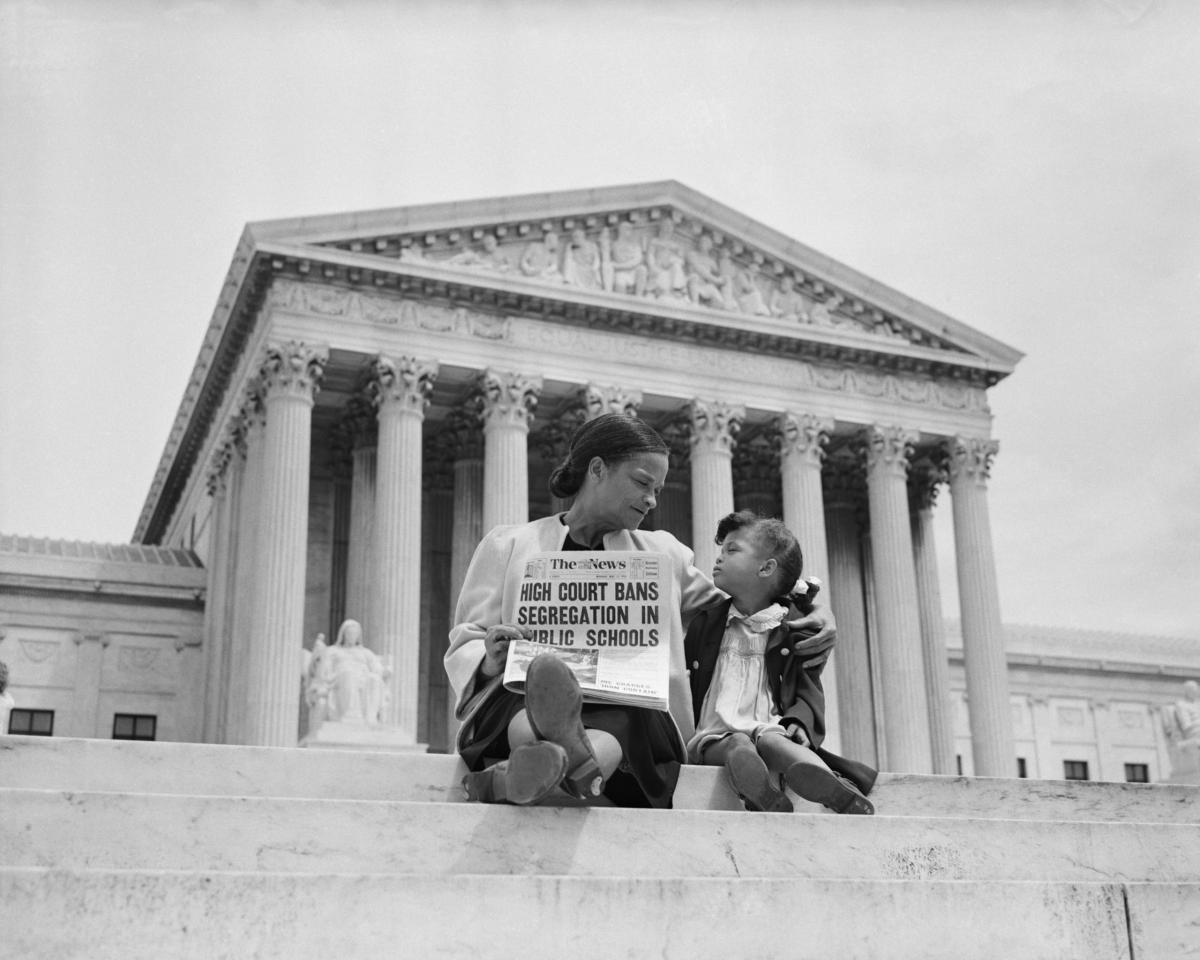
[684,596,878,796]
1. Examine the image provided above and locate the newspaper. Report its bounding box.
[503,551,670,711]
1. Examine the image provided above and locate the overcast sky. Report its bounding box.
[2,0,1197,638]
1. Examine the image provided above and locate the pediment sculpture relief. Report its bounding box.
[385,213,938,348]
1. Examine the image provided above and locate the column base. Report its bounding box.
[300,721,427,753]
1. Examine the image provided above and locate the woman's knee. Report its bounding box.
[508,708,536,746]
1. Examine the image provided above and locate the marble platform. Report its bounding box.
[2,735,1198,959]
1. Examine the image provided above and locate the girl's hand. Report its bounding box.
[480,624,530,677]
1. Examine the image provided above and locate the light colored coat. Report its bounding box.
[445,514,721,751]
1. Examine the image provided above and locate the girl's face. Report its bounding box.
[585,452,669,532]
[712,528,773,599]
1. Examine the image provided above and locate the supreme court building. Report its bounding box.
[3,182,1188,780]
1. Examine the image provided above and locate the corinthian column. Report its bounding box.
[479,369,543,533]
[909,458,956,774]
[778,411,839,751]
[862,424,932,772]
[370,354,438,741]
[243,342,327,747]
[822,445,876,765]
[226,387,264,745]
[444,406,484,740]
[342,396,377,633]
[201,441,235,744]
[688,399,744,574]
[944,434,1014,777]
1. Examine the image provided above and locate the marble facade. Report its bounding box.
[3,183,1193,781]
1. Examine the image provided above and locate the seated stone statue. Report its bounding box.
[1162,680,1200,782]
[448,234,509,273]
[311,620,391,725]
[0,661,13,735]
[601,222,647,296]
[519,230,562,281]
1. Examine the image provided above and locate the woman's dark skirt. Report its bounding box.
[459,686,683,809]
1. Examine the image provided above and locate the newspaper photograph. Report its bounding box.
[504,551,670,711]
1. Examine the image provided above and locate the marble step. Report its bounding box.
[0,868,1160,960]
[4,787,1199,883]
[3,734,1198,822]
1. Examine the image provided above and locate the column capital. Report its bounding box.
[206,441,235,497]
[778,411,833,468]
[908,453,948,511]
[371,355,439,415]
[328,393,378,476]
[478,369,543,430]
[943,434,999,488]
[733,427,780,497]
[582,382,643,420]
[688,398,744,456]
[443,401,485,460]
[822,443,867,513]
[259,341,327,401]
[860,424,918,481]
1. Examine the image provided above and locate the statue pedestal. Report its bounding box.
[1164,741,1200,784]
[300,720,426,754]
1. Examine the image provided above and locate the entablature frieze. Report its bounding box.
[265,279,996,417]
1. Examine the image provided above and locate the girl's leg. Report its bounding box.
[757,732,873,815]
[704,732,792,813]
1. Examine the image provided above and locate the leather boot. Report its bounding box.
[784,760,875,815]
[523,655,605,799]
[726,743,793,813]
[461,741,569,805]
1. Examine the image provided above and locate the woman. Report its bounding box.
[444,413,835,808]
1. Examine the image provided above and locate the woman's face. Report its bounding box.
[584,452,669,532]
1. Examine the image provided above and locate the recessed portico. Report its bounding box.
[136,182,1022,774]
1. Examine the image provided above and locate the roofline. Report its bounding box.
[247,180,1024,367]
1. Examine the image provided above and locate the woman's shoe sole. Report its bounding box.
[524,655,604,799]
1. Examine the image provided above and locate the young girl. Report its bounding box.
[685,510,877,814]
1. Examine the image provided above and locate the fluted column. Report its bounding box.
[944,434,1014,777]
[480,369,543,533]
[201,442,235,744]
[862,424,932,772]
[779,412,839,751]
[243,342,326,747]
[688,399,743,574]
[342,397,377,631]
[225,390,265,745]
[370,355,438,741]
[446,410,485,740]
[823,445,876,765]
[909,458,956,774]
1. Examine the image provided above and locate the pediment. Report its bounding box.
[246,181,1022,371]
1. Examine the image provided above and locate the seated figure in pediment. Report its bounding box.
[809,293,843,327]
[519,230,563,281]
[732,263,771,317]
[448,234,510,273]
[562,228,602,289]
[770,275,810,323]
[600,222,647,297]
[685,235,731,309]
[646,219,688,301]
